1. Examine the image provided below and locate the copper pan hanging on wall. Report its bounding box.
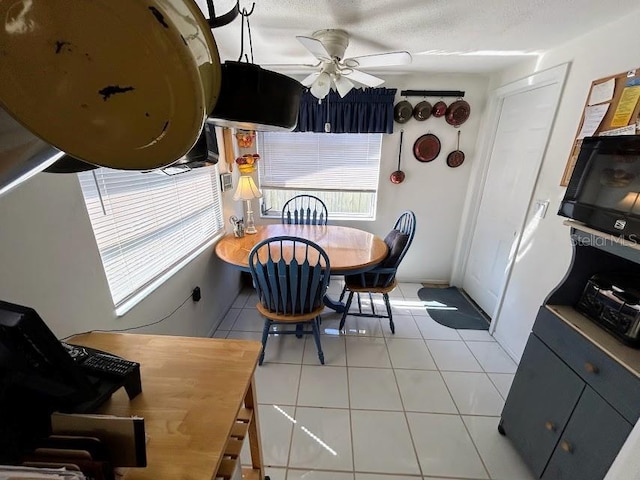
[393,100,413,124]
[446,100,471,127]
[446,131,465,168]
[413,133,441,162]
[413,101,432,121]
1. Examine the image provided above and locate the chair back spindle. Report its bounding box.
[281,195,328,226]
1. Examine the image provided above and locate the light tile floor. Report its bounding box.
[214,282,535,480]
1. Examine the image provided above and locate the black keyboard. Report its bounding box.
[62,342,139,379]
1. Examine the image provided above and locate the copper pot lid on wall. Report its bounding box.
[394,100,413,124]
[0,0,221,171]
[432,101,447,118]
[413,101,432,121]
[413,133,441,162]
[446,100,471,127]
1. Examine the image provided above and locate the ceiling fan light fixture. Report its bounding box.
[333,74,354,98]
[310,71,332,99]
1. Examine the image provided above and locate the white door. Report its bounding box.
[463,69,566,318]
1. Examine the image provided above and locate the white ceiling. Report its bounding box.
[195,0,640,76]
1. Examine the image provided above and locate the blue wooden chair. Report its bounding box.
[281,195,328,226]
[248,236,331,365]
[339,211,416,334]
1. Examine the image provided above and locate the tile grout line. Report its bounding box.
[283,339,305,474]
[436,339,493,480]
[381,306,426,480]
[345,335,356,476]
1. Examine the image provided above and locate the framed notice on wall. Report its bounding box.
[560,68,640,186]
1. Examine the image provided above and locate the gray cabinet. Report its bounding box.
[500,335,584,477]
[500,307,636,479]
[542,387,632,480]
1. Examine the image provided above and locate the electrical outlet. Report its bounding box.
[192,286,201,302]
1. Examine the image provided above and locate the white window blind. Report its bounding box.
[78,166,224,308]
[259,132,381,190]
[258,132,382,219]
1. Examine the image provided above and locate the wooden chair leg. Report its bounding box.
[259,319,271,365]
[383,293,395,334]
[311,317,325,365]
[339,291,354,331]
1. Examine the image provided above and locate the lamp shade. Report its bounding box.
[333,74,354,98]
[233,175,262,201]
[310,72,332,99]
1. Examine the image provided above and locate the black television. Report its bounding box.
[559,135,640,239]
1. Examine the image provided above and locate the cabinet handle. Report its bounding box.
[584,362,599,374]
[544,421,556,432]
[560,441,573,453]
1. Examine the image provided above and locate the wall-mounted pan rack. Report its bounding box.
[400,90,465,98]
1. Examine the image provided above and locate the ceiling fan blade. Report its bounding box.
[333,75,354,98]
[301,72,320,87]
[345,69,385,87]
[296,36,333,62]
[343,51,412,68]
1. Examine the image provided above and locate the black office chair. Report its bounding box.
[339,211,416,334]
[248,236,331,365]
[281,194,328,226]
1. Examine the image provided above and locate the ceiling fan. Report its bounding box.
[293,29,412,99]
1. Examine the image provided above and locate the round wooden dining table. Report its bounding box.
[215,224,388,311]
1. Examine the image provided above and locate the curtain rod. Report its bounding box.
[400,90,465,98]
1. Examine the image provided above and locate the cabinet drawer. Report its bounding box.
[534,307,640,423]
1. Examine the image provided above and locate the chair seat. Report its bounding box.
[256,303,325,323]
[344,278,397,294]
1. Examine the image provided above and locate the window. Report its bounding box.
[257,132,382,220]
[78,166,224,314]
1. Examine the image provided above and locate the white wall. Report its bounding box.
[0,147,243,340]
[477,10,640,480]
[257,72,490,283]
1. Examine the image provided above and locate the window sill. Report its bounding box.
[114,230,226,317]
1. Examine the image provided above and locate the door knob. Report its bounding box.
[561,440,573,453]
[584,362,599,374]
[544,421,556,432]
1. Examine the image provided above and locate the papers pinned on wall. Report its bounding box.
[577,104,609,139]
[588,78,615,105]
[610,86,640,128]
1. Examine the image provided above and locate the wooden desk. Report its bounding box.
[215,224,388,274]
[69,332,264,480]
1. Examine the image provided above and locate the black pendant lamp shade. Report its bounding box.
[207,61,304,132]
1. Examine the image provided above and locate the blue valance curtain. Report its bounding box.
[295,87,397,134]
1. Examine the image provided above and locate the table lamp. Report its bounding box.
[233,176,262,234]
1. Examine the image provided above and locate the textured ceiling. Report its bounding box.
[195,0,640,75]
